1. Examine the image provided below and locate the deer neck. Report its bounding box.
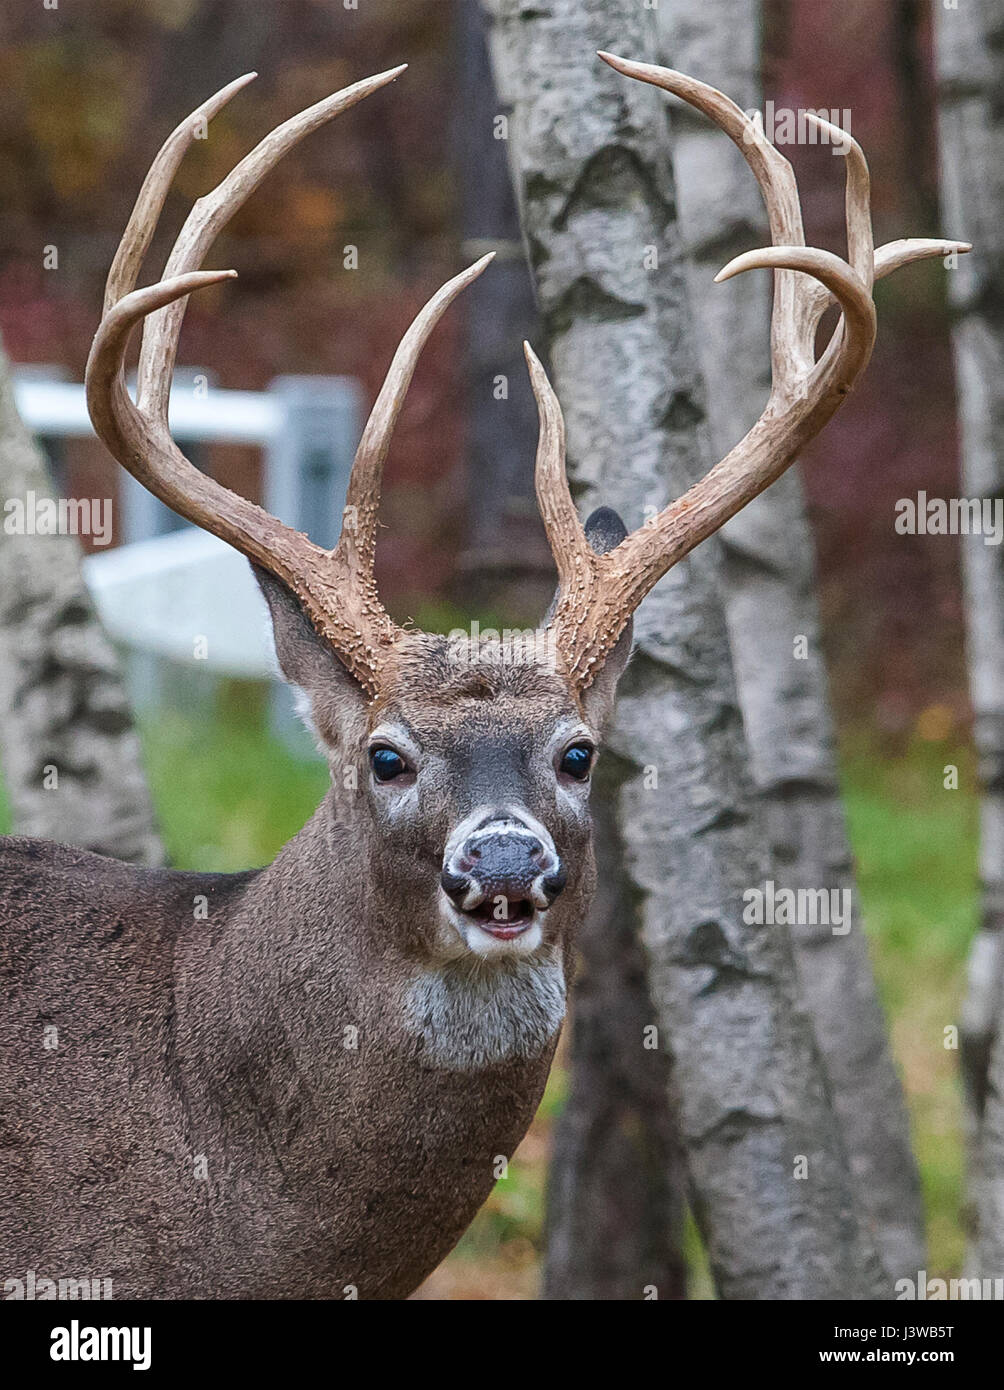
[173,792,567,1135]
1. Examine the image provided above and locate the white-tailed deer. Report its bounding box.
[0,55,966,1300]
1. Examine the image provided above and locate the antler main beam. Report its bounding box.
[87,67,492,697]
[527,53,971,692]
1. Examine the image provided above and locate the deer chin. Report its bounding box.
[438,896,546,959]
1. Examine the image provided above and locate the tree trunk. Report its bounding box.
[935,0,1004,1274]
[482,0,883,1299]
[977,1023,1004,1279]
[542,759,687,1300]
[0,339,163,865]
[657,0,924,1285]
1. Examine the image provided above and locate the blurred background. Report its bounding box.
[0,0,980,1295]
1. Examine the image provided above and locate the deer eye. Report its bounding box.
[370,746,410,782]
[559,742,594,780]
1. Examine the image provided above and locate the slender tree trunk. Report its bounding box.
[0,339,163,865]
[656,0,925,1285]
[543,759,687,1300]
[977,1025,1004,1279]
[482,0,883,1299]
[935,0,1004,1275]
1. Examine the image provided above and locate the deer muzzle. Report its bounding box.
[440,813,565,940]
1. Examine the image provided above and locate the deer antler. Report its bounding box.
[525,54,971,693]
[86,67,492,697]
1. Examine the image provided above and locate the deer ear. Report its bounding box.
[543,507,633,731]
[253,567,368,743]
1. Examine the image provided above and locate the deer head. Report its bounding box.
[84,57,968,975]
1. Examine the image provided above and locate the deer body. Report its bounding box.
[0,56,964,1299]
[1,796,561,1300]
[1,631,618,1299]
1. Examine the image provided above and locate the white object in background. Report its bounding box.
[14,377,280,445]
[82,527,275,679]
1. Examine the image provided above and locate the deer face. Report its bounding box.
[257,535,631,966]
[361,651,608,962]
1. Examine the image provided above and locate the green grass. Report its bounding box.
[844,736,977,1003]
[140,701,328,872]
[0,704,978,1290]
[841,732,977,1277]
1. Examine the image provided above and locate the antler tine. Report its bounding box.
[103,73,256,314]
[797,114,872,369]
[87,268,310,568]
[805,237,972,337]
[522,342,592,591]
[136,64,407,420]
[803,113,873,289]
[598,51,817,379]
[337,253,495,582]
[874,237,972,279]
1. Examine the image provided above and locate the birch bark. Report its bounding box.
[0,340,162,865]
[658,0,924,1284]
[482,0,882,1298]
[935,0,1004,1276]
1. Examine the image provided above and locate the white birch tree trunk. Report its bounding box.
[482,0,883,1298]
[935,0,1004,1277]
[658,0,924,1285]
[0,339,162,865]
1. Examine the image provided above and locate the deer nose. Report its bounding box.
[540,864,567,902]
[440,867,473,906]
[441,823,564,912]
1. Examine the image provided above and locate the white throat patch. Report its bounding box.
[404,954,566,1070]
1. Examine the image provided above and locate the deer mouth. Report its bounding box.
[465,899,536,938]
